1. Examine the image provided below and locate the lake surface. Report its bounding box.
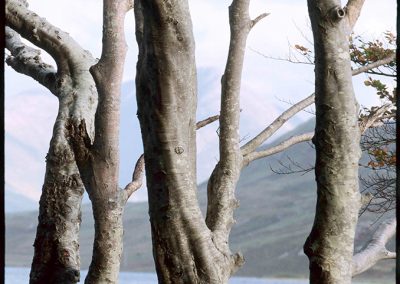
[6,267,308,284]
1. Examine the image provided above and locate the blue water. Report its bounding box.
[6,267,308,284]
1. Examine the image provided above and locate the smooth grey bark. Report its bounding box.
[304,0,365,283]
[352,217,396,276]
[134,0,266,282]
[6,1,144,283]
[135,1,221,282]
[66,1,144,283]
[5,1,97,283]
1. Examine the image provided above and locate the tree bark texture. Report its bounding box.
[66,1,140,283]
[352,217,396,276]
[304,1,364,283]
[5,1,97,283]
[134,1,265,282]
[135,1,221,282]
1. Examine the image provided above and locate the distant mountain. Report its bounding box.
[5,185,38,213]
[5,118,395,282]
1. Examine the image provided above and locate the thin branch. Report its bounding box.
[206,1,259,266]
[360,192,374,207]
[359,104,392,133]
[249,47,314,66]
[5,0,95,78]
[270,155,314,176]
[352,217,396,276]
[5,27,57,94]
[345,0,366,31]
[251,13,269,29]
[242,132,314,166]
[241,94,315,156]
[218,0,251,166]
[241,51,394,157]
[124,154,145,199]
[352,53,395,76]
[196,115,219,130]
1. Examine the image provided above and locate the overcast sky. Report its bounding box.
[5,0,396,205]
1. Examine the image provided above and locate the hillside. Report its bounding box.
[6,119,395,282]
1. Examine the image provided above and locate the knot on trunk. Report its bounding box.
[331,6,346,21]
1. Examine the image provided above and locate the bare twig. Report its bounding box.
[196,115,219,130]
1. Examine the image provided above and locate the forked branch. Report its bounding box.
[241,94,315,156]
[5,27,57,94]
[242,132,314,166]
[345,0,366,31]
[352,217,396,276]
[241,50,395,159]
[5,0,95,77]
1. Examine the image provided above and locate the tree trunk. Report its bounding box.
[65,1,141,283]
[5,2,99,282]
[304,1,364,283]
[134,1,260,282]
[134,1,228,282]
[30,118,83,284]
[84,199,124,283]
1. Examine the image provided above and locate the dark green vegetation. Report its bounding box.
[6,119,394,282]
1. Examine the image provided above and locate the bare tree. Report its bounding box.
[6,0,395,283]
[262,28,397,278]
[65,1,144,282]
[304,0,366,283]
[5,0,98,282]
[6,0,145,283]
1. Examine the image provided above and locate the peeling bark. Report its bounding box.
[304,0,365,283]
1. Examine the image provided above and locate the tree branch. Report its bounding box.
[242,132,314,166]
[251,13,269,29]
[196,115,219,130]
[241,93,315,155]
[359,104,392,133]
[241,51,394,157]
[352,53,395,76]
[90,0,130,162]
[122,112,218,199]
[206,1,268,270]
[5,26,57,94]
[218,0,252,166]
[352,217,396,276]
[123,154,145,200]
[5,0,95,78]
[345,0,366,31]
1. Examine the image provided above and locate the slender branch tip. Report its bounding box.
[251,13,270,28]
